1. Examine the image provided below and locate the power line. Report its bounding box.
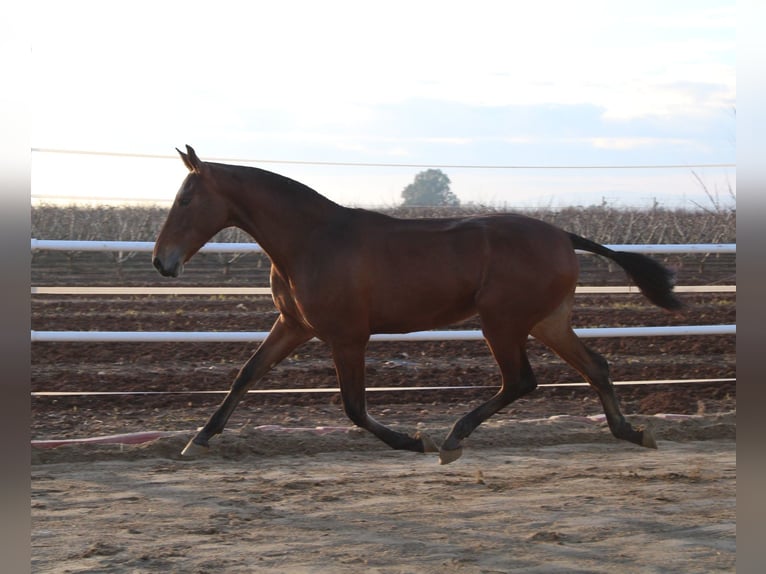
[31,147,735,171]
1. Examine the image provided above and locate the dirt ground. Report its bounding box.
[31,253,736,572]
[31,407,736,574]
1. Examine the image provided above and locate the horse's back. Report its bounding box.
[355,212,579,333]
[374,212,577,275]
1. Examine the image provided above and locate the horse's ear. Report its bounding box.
[177,147,194,172]
[177,145,206,174]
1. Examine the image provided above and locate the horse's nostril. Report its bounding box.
[152,257,162,271]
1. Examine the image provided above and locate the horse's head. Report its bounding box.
[152,146,230,277]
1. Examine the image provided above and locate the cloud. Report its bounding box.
[31,0,735,208]
[587,137,703,152]
[32,1,735,142]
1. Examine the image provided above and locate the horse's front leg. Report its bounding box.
[182,316,312,456]
[331,341,438,454]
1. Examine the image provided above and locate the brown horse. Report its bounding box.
[153,146,682,464]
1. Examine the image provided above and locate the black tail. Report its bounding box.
[568,233,683,311]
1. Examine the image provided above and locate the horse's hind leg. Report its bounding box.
[331,341,438,454]
[440,329,537,464]
[531,297,657,449]
[182,316,312,456]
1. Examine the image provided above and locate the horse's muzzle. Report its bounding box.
[153,256,182,278]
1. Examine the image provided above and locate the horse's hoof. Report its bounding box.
[181,439,209,457]
[641,428,658,449]
[416,432,439,454]
[439,446,463,465]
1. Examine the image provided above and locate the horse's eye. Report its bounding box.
[178,194,192,207]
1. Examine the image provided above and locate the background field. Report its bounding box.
[31,203,736,437]
[31,204,736,573]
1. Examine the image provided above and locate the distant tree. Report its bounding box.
[401,169,460,207]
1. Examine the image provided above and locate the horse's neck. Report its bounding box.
[226,167,345,270]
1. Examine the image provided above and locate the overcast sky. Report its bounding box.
[31,0,736,209]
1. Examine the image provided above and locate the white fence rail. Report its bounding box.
[31,324,736,343]
[31,239,737,254]
[31,240,736,343]
[31,239,263,253]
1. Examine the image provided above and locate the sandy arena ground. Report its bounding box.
[32,405,735,574]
